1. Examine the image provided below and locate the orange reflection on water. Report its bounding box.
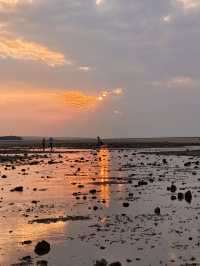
[98,146,110,207]
[0,216,67,265]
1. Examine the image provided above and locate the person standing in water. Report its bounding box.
[97,136,104,147]
[42,138,46,152]
[48,137,54,152]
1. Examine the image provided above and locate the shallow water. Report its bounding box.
[1,147,200,266]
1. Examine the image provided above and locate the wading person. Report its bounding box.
[48,137,54,152]
[97,136,104,147]
[42,138,46,152]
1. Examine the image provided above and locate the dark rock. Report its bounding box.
[123,202,129,208]
[170,184,177,193]
[167,184,177,193]
[10,186,23,192]
[21,256,32,262]
[138,180,148,186]
[37,260,48,266]
[109,262,122,266]
[94,259,108,266]
[162,159,168,164]
[185,190,192,203]
[154,207,160,215]
[22,240,32,245]
[89,189,97,194]
[34,240,50,256]
[184,162,191,167]
[171,195,176,200]
[178,192,184,201]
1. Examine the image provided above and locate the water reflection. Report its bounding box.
[98,146,110,207]
[0,216,66,265]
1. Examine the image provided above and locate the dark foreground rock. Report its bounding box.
[34,241,50,256]
[94,259,108,266]
[10,186,23,192]
[154,207,160,215]
[109,263,122,266]
[185,190,192,203]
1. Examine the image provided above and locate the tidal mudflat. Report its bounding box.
[1,146,200,266]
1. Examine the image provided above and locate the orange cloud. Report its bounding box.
[62,91,100,110]
[0,36,67,67]
[0,0,33,10]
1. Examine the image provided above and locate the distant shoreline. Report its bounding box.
[0,136,200,149]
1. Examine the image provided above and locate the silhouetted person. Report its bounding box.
[42,138,46,152]
[48,137,54,152]
[97,136,104,147]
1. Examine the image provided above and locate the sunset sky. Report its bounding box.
[0,0,200,137]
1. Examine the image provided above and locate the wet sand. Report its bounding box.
[1,144,200,265]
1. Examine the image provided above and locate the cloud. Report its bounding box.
[62,90,100,110]
[78,66,92,72]
[176,0,200,9]
[0,36,68,67]
[96,0,105,7]
[162,14,172,23]
[62,87,124,110]
[112,88,124,96]
[150,76,197,89]
[99,88,125,98]
[0,0,33,11]
[113,110,123,116]
[167,76,195,88]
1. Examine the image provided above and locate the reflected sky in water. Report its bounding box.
[1,147,200,265]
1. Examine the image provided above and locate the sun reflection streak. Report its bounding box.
[98,146,110,208]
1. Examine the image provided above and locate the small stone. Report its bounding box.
[22,240,32,245]
[94,259,108,266]
[171,195,176,200]
[154,207,160,215]
[109,262,122,266]
[37,260,48,266]
[178,192,184,201]
[162,159,168,164]
[170,184,177,193]
[89,189,97,194]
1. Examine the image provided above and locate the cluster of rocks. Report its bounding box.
[167,184,193,203]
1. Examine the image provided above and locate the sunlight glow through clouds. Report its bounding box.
[62,88,124,110]
[96,0,105,6]
[0,37,67,67]
[163,15,172,23]
[63,91,100,109]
